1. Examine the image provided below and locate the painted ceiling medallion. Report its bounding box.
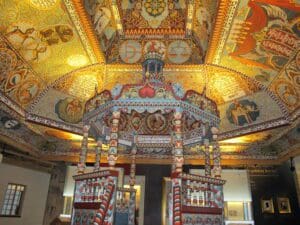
[0,48,17,75]
[167,40,191,64]
[144,0,166,17]
[119,40,142,64]
[144,40,166,60]
[141,0,169,28]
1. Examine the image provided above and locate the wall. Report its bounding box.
[189,169,252,202]
[43,163,66,225]
[0,163,50,225]
[249,162,300,225]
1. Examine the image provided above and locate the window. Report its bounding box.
[1,183,25,217]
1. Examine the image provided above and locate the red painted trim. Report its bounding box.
[74,202,101,209]
[73,170,119,180]
[182,206,222,215]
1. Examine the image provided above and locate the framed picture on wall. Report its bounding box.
[277,197,291,214]
[261,198,274,213]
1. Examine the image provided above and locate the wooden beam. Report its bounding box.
[41,154,284,166]
[0,134,40,157]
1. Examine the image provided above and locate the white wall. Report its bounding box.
[190,169,252,201]
[0,163,50,225]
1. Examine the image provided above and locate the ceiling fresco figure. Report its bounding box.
[0,37,44,107]
[5,23,74,63]
[85,0,117,53]
[230,1,299,70]
[226,100,260,126]
[55,97,84,124]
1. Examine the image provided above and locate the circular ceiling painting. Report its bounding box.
[167,40,191,64]
[119,40,142,64]
[144,40,166,60]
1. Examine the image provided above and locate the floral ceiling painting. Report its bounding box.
[84,0,219,64]
[0,0,299,164]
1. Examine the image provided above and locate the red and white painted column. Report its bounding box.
[204,138,212,207]
[211,127,221,178]
[129,144,137,188]
[204,138,211,177]
[173,110,184,173]
[108,110,120,168]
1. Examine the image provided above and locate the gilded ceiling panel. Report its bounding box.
[0,0,92,83]
[52,64,105,100]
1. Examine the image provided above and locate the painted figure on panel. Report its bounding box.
[55,97,84,124]
[227,100,260,126]
[230,1,300,70]
[5,23,74,63]
[85,0,117,52]
[16,79,41,105]
[0,40,43,106]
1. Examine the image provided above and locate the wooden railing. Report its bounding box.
[171,172,226,225]
[181,173,225,210]
[71,170,119,225]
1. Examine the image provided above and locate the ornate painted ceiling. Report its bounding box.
[0,0,299,165]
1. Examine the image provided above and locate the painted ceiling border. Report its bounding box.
[0,91,82,135]
[64,0,104,63]
[205,0,239,64]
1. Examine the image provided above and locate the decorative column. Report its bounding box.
[173,110,184,173]
[128,143,137,225]
[94,138,103,172]
[108,110,120,168]
[204,138,211,207]
[204,138,211,177]
[211,127,221,178]
[171,156,176,173]
[77,125,90,174]
[129,144,137,189]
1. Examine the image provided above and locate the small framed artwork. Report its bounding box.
[277,197,291,214]
[261,198,274,213]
